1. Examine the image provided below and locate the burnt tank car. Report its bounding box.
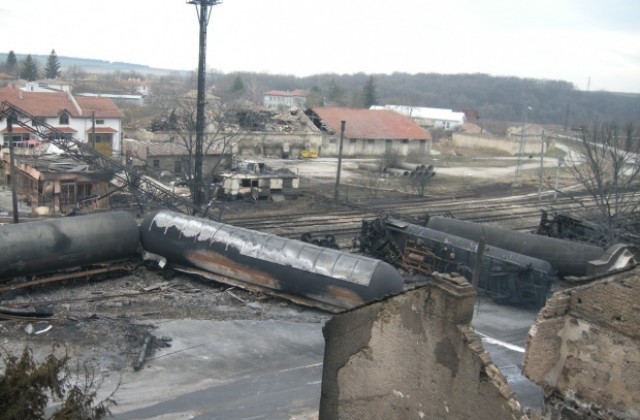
[358,218,557,306]
[0,211,139,280]
[140,210,404,311]
[425,216,605,277]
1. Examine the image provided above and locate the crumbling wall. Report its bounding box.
[452,132,546,156]
[234,132,323,158]
[523,267,640,419]
[319,273,525,420]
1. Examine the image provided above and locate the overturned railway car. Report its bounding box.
[140,210,404,311]
[358,218,558,306]
[0,211,140,282]
[425,216,605,277]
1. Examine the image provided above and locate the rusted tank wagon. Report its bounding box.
[358,218,556,306]
[426,216,605,277]
[140,210,404,311]
[0,211,139,281]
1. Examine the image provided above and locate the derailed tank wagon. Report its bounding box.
[0,211,140,283]
[358,218,557,306]
[425,216,605,278]
[140,210,404,312]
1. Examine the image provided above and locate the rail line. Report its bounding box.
[223,187,632,249]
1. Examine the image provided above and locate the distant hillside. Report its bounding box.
[218,72,640,127]
[0,53,186,76]
[2,53,638,127]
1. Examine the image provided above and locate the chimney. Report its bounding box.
[67,91,82,116]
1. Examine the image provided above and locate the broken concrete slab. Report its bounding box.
[319,272,526,420]
[523,266,640,419]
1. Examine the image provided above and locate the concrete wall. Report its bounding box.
[234,132,323,158]
[320,273,524,420]
[320,136,431,158]
[523,267,640,419]
[452,132,545,156]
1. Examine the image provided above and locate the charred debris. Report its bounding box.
[1,206,638,315]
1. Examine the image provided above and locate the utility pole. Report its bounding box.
[7,114,19,223]
[334,121,346,200]
[514,105,531,187]
[538,129,545,202]
[188,0,221,209]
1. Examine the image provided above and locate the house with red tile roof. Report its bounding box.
[0,85,123,157]
[263,90,307,110]
[307,107,431,158]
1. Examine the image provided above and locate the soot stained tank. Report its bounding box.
[426,216,605,277]
[0,211,139,280]
[140,210,404,310]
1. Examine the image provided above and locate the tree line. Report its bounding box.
[213,71,640,128]
[2,50,61,81]
[3,49,638,127]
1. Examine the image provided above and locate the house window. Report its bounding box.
[4,134,29,147]
[60,183,75,205]
[174,160,182,174]
[153,160,160,168]
[95,119,104,125]
[350,139,357,144]
[32,117,45,126]
[59,112,69,125]
[77,183,93,199]
[402,139,409,144]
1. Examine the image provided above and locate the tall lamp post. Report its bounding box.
[513,105,532,187]
[187,0,221,209]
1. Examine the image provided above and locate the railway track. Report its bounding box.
[222,186,634,250]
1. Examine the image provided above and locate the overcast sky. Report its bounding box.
[2,0,639,93]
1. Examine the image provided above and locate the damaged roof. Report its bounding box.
[12,153,113,179]
[310,107,430,141]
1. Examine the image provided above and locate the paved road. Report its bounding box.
[108,319,325,420]
[105,298,541,420]
[472,297,543,410]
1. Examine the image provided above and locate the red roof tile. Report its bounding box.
[45,127,78,134]
[75,96,124,118]
[0,85,123,119]
[311,107,430,141]
[85,127,118,133]
[1,127,31,134]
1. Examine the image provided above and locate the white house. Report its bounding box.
[263,90,307,110]
[372,105,466,130]
[24,80,73,93]
[0,85,123,157]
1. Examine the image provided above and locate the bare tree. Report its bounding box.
[171,95,244,203]
[410,165,436,196]
[560,122,640,244]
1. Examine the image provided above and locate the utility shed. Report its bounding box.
[307,107,431,158]
[320,272,524,420]
[123,138,232,182]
